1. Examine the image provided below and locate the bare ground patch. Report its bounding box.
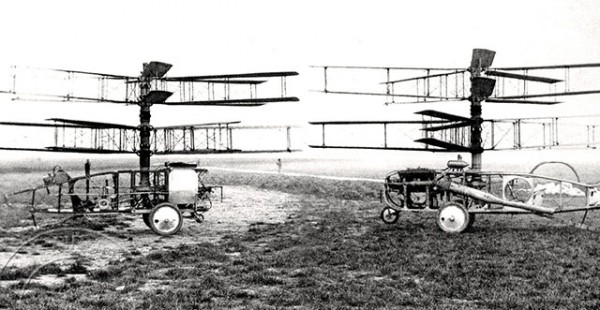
[0,185,298,287]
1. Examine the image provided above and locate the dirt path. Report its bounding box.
[114,185,298,253]
[0,186,298,284]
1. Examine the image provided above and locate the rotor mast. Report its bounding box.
[137,62,173,189]
[138,74,152,189]
[468,49,496,171]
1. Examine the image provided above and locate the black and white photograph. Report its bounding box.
[1,1,600,309]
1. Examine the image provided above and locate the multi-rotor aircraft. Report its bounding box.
[0,61,299,235]
[311,49,600,233]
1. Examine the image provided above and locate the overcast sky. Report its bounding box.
[0,0,599,161]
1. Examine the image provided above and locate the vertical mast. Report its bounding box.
[138,67,152,188]
[137,62,173,189]
[468,49,496,171]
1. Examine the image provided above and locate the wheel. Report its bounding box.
[142,213,151,228]
[380,207,399,224]
[148,203,183,236]
[467,213,476,230]
[503,177,534,203]
[96,198,111,211]
[436,202,470,233]
[450,198,475,230]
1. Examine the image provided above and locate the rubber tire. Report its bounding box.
[436,202,470,234]
[451,198,475,231]
[467,213,476,230]
[380,207,400,224]
[148,203,183,236]
[142,213,151,228]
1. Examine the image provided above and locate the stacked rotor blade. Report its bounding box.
[309,48,600,153]
[0,61,300,155]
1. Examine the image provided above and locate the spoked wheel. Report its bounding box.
[148,203,183,236]
[436,202,470,233]
[380,207,400,224]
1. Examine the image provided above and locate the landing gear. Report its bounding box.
[148,203,183,236]
[142,213,151,228]
[436,202,470,233]
[192,212,204,223]
[467,213,476,230]
[380,207,400,224]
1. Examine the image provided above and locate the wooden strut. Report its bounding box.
[30,190,37,227]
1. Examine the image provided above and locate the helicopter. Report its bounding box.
[310,48,600,233]
[0,61,299,235]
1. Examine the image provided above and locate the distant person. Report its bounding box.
[276,158,282,174]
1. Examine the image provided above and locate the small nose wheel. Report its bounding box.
[380,207,400,224]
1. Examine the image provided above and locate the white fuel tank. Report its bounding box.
[168,163,198,205]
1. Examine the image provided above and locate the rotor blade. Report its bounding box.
[321,90,465,100]
[9,92,132,104]
[225,149,299,154]
[155,148,297,155]
[471,77,496,100]
[382,70,466,84]
[154,121,241,129]
[51,68,134,79]
[157,97,299,106]
[183,79,267,85]
[141,90,173,103]
[0,146,133,154]
[45,147,134,154]
[45,118,137,129]
[415,110,471,122]
[470,48,496,70]
[141,61,172,78]
[490,143,598,151]
[496,90,600,100]
[486,114,600,122]
[493,63,600,71]
[230,125,296,129]
[59,95,131,104]
[0,119,135,130]
[154,149,241,155]
[165,71,298,81]
[0,121,82,128]
[309,120,447,125]
[486,98,561,105]
[485,70,562,84]
[421,121,472,132]
[0,147,66,152]
[125,78,268,85]
[311,65,466,71]
[414,138,474,152]
[309,145,461,152]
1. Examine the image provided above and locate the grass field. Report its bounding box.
[1,154,600,309]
